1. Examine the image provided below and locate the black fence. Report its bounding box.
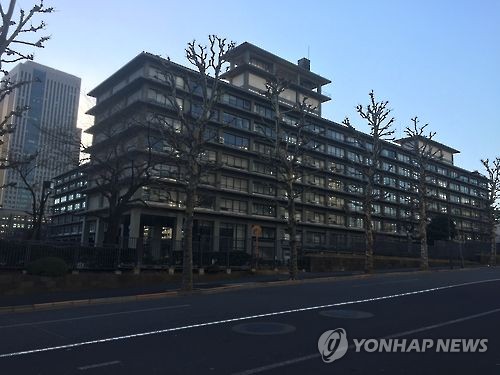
[0,238,251,271]
[0,235,495,271]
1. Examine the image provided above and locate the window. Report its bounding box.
[326,129,344,141]
[304,156,325,169]
[398,167,411,177]
[348,217,363,228]
[438,191,447,200]
[223,112,250,130]
[306,211,325,224]
[328,196,344,208]
[400,195,412,205]
[254,103,273,118]
[220,199,247,213]
[254,123,275,138]
[200,173,216,186]
[383,222,398,233]
[347,183,364,195]
[382,149,397,159]
[308,123,324,134]
[328,178,343,191]
[383,177,397,187]
[346,166,363,179]
[327,145,344,158]
[384,206,397,217]
[253,142,273,155]
[253,182,275,196]
[249,58,272,72]
[305,192,325,205]
[328,214,345,225]
[309,175,325,187]
[460,185,469,194]
[253,161,275,175]
[382,162,395,172]
[437,167,448,176]
[220,175,248,192]
[196,195,214,209]
[437,179,447,188]
[253,203,276,217]
[347,200,363,212]
[311,140,325,153]
[222,94,250,110]
[222,154,248,169]
[306,231,326,245]
[223,132,249,150]
[347,151,360,163]
[328,161,344,174]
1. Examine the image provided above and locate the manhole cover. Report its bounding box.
[319,309,374,319]
[232,322,296,335]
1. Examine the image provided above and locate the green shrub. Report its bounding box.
[27,257,69,277]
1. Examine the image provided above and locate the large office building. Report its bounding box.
[81,42,489,260]
[49,166,88,242]
[0,61,81,216]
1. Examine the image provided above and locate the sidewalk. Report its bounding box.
[0,266,469,310]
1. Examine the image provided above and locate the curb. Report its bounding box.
[0,266,485,314]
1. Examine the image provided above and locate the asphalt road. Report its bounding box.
[1,267,499,374]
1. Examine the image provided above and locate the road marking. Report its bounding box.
[233,306,500,374]
[77,360,121,370]
[0,278,498,359]
[0,304,190,329]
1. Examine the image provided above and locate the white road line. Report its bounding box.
[0,304,190,329]
[233,306,500,375]
[0,278,498,359]
[77,360,121,370]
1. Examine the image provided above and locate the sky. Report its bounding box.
[13,0,500,173]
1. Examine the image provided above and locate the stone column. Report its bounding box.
[80,219,90,246]
[128,209,141,249]
[94,218,105,247]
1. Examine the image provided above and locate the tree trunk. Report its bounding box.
[419,203,429,271]
[182,187,195,291]
[287,195,298,280]
[419,171,429,271]
[420,220,429,270]
[104,212,121,246]
[490,224,497,266]
[364,184,374,274]
[364,223,374,273]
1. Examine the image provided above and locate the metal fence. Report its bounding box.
[0,235,495,271]
[0,238,251,271]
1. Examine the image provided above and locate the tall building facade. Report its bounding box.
[0,61,81,213]
[82,43,489,260]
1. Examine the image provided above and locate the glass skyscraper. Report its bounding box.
[0,61,81,212]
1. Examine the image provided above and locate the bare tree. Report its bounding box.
[9,153,51,239]
[343,90,396,273]
[83,120,158,246]
[155,35,234,291]
[0,1,53,166]
[404,117,440,270]
[260,77,317,279]
[481,157,500,266]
